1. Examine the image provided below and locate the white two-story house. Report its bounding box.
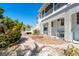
[36,3,79,43]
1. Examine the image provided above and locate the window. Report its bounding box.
[60,33,64,37]
[41,10,44,18]
[59,31,64,37]
[44,27,48,31]
[42,10,44,16]
[61,18,64,26]
[51,22,53,27]
[58,19,60,21]
[54,3,57,6]
[39,13,41,19]
[77,13,79,24]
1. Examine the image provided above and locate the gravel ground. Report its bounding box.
[28,35,66,45]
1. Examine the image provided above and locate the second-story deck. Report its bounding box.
[38,3,68,20]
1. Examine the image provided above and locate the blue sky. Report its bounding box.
[0,3,42,27]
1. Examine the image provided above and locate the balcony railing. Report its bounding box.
[54,3,67,11]
[39,3,68,19]
[41,8,53,18]
[45,8,53,17]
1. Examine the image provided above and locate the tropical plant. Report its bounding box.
[64,44,79,56]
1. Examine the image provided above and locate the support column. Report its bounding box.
[71,13,77,41]
[40,22,44,34]
[55,20,58,37]
[64,13,73,42]
[48,20,51,36]
[53,3,54,12]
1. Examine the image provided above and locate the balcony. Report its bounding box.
[54,3,67,11]
[45,8,53,17]
[39,3,68,19]
[41,8,53,18]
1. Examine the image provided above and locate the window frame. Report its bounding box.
[61,18,64,26]
[51,21,53,27]
[77,13,79,24]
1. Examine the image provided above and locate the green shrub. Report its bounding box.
[33,29,40,35]
[0,17,22,48]
[65,44,79,56]
[6,26,21,43]
[0,26,21,48]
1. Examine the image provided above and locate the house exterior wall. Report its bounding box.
[45,12,65,37]
[64,4,79,42]
[37,3,79,42]
[50,12,65,33]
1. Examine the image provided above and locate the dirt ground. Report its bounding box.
[28,35,66,45]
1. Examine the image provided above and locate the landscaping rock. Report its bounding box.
[24,50,32,56]
[8,51,17,56]
[17,49,30,56]
[37,46,65,56]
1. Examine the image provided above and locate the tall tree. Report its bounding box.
[0,8,4,19]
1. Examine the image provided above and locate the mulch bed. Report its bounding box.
[28,35,66,45]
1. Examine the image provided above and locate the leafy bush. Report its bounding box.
[33,29,40,35]
[0,26,21,48]
[0,17,22,48]
[65,44,79,56]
